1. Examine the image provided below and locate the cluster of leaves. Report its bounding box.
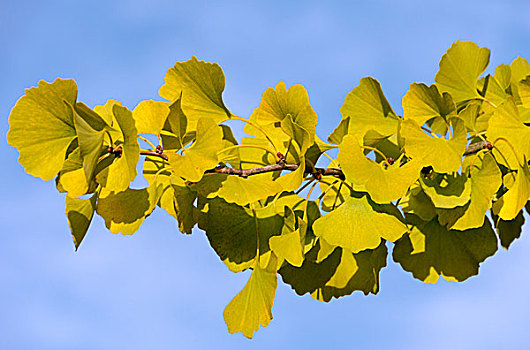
[7,41,530,338]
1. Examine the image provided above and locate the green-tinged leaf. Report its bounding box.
[96,105,140,192]
[279,243,342,296]
[401,118,467,173]
[487,98,530,169]
[458,101,488,134]
[56,148,91,198]
[217,175,283,206]
[218,125,240,168]
[393,215,497,283]
[198,197,284,272]
[159,56,230,126]
[403,83,456,126]
[498,162,530,221]
[312,241,387,302]
[492,209,524,250]
[168,118,223,182]
[269,207,304,267]
[274,156,305,192]
[224,255,278,339]
[305,136,336,168]
[339,77,398,139]
[327,116,350,144]
[313,192,408,253]
[338,135,422,203]
[510,57,530,84]
[72,104,106,184]
[93,99,124,143]
[253,81,317,153]
[452,154,502,230]
[161,97,188,150]
[96,184,163,235]
[320,177,350,212]
[435,41,490,102]
[420,173,471,209]
[400,183,436,221]
[132,100,169,135]
[7,79,77,180]
[143,156,197,234]
[518,77,530,109]
[436,204,469,228]
[65,193,97,250]
[484,74,509,106]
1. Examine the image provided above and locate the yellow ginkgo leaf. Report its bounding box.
[223,255,278,339]
[338,135,422,203]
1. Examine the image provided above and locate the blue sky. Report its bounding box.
[2,1,530,349]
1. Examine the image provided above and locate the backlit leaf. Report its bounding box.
[339,77,398,139]
[168,118,223,182]
[497,162,530,221]
[420,173,471,209]
[313,192,408,253]
[452,154,502,230]
[403,83,456,126]
[269,207,304,267]
[96,184,163,235]
[338,135,422,203]
[159,56,231,126]
[393,215,497,283]
[65,193,97,250]
[223,255,278,339]
[435,40,490,102]
[132,100,170,135]
[401,118,467,173]
[487,98,530,170]
[7,79,77,180]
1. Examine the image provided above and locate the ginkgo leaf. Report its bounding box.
[269,207,304,267]
[393,215,498,283]
[487,98,530,170]
[491,209,525,250]
[401,118,467,173]
[168,118,223,182]
[143,156,197,234]
[253,81,317,153]
[400,183,436,221]
[159,56,231,127]
[56,148,92,198]
[435,40,490,103]
[161,97,188,150]
[312,192,408,253]
[420,173,471,209]
[93,99,125,144]
[198,197,284,272]
[96,184,163,235]
[497,162,530,221]
[7,78,78,180]
[223,255,278,339]
[72,104,106,184]
[218,125,240,168]
[320,177,350,212]
[278,242,342,296]
[65,193,97,250]
[132,100,170,135]
[217,175,283,206]
[338,135,422,203]
[96,105,140,192]
[311,241,387,302]
[402,83,456,126]
[518,77,530,109]
[510,57,530,100]
[452,154,502,230]
[339,77,399,139]
[458,101,487,134]
[327,116,350,144]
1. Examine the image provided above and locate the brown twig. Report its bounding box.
[141,140,490,178]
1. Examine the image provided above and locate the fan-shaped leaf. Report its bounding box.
[420,173,471,209]
[452,154,502,230]
[7,79,78,180]
[393,215,497,283]
[159,56,231,126]
[313,193,408,253]
[132,100,170,135]
[223,255,278,339]
[65,193,97,250]
[403,83,456,126]
[435,41,490,103]
[339,77,398,139]
[338,135,422,203]
[401,118,467,173]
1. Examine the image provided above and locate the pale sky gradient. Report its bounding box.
[1,1,530,349]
